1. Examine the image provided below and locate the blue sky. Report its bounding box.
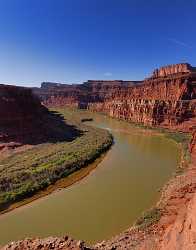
[0,0,195,87]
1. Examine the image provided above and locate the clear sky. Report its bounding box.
[0,0,195,87]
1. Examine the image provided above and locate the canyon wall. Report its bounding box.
[33,80,142,108]
[0,84,47,126]
[34,63,196,130]
[88,75,196,128]
[89,99,196,127]
[87,64,196,129]
[0,84,49,151]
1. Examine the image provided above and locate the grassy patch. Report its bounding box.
[135,208,161,230]
[164,131,192,165]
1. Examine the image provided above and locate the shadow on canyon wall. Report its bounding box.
[0,110,83,147]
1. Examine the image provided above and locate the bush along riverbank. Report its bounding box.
[0,108,113,212]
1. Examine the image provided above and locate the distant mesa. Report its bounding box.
[151,63,196,78]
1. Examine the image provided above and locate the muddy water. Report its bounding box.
[0,114,181,245]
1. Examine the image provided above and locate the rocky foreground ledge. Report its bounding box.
[1,236,88,250]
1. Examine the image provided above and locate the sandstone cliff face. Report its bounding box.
[0,84,48,151]
[0,84,46,125]
[33,63,196,129]
[33,80,142,108]
[89,99,196,127]
[87,65,196,128]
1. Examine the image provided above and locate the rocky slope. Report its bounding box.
[2,236,88,250]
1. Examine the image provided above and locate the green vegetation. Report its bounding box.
[135,208,161,230]
[0,108,113,211]
[164,131,191,165]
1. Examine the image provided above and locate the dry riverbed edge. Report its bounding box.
[1,110,196,250]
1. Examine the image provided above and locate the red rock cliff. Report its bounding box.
[34,63,196,129]
[152,63,196,78]
[33,80,142,108]
[0,84,49,151]
[87,64,196,128]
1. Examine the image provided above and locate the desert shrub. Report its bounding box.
[135,208,161,229]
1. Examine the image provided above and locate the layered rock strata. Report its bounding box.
[152,63,196,78]
[87,65,196,128]
[33,80,141,108]
[34,63,196,130]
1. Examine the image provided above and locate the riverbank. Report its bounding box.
[93,124,196,249]
[2,109,193,250]
[0,108,113,214]
[2,114,195,250]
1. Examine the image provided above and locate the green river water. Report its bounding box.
[0,114,181,245]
